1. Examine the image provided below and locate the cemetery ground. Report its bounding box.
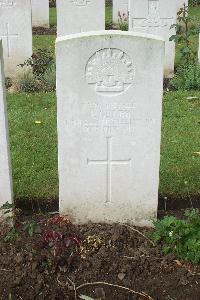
[0,4,200,300]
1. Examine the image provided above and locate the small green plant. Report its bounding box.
[41,63,56,92]
[19,48,54,79]
[171,63,200,90]
[118,11,128,31]
[23,221,41,237]
[170,5,199,66]
[5,227,19,242]
[0,201,13,215]
[15,71,39,93]
[150,209,200,263]
[5,77,12,89]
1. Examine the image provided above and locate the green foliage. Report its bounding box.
[23,221,41,237]
[171,64,200,90]
[41,63,56,92]
[189,0,200,6]
[118,11,128,31]
[0,201,13,211]
[20,49,54,79]
[5,228,19,242]
[15,71,39,93]
[5,77,12,89]
[150,209,200,263]
[170,5,199,66]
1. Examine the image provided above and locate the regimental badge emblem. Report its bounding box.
[70,0,90,7]
[86,48,135,96]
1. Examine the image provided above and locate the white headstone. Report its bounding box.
[31,0,49,28]
[177,0,188,12]
[129,0,177,78]
[56,31,164,226]
[57,0,105,36]
[0,40,13,214]
[0,0,32,77]
[113,0,128,24]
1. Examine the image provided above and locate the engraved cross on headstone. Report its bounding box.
[1,23,18,57]
[87,137,132,203]
[132,0,173,29]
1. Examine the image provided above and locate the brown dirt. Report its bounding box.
[0,214,200,300]
[32,26,57,35]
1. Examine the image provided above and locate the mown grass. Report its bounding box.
[7,91,200,201]
[7,93,58,200]
[160,91,200,197]
[49,7,57,26]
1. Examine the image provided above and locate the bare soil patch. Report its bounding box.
[0,214,200,300]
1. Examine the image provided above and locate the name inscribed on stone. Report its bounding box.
[0,0,16,7]
[70,0,91,6]
[65,102,155,133]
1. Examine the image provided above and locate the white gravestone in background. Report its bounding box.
[31,0,49,28]
[0,0,32,77]
[0,40,13,214]
[57,0,105,36]
[56,31,164,226]
[129,0,177,78]
[113,0,128,23]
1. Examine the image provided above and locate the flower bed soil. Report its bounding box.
[0,215,200,300]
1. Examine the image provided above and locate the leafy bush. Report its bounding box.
[41,63,56,92]
[170,5,198,66]
[189,0,200,6]
[150,209,200,263]
[19,49,54,79]
[171,64,200,90]
[118,11,128,31]
[15,71,39,93]
[5,77,12,89]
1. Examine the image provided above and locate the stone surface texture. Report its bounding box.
[0,0,32,77]
[56,31,164,226]
[31,0,49,28]
[57,0,105,36]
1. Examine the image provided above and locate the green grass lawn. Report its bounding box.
[50,7,57,27]
[7,6,200,204]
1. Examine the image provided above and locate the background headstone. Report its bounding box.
[0,0,32,77]
[0,40,13,214]
[57,0,105,36]
[129,0,177,78]
[113,0,128,23]
[56,31,164,226]
[31,0,49,28]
